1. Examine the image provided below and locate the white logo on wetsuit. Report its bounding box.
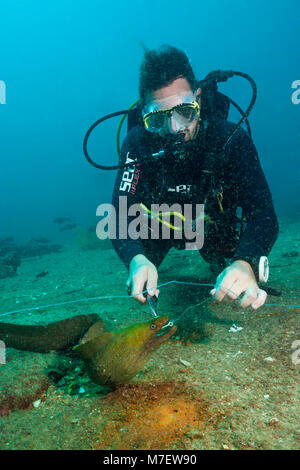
[119,152,136,192]
[167,184,193,194]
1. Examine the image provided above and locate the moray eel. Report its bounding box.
[0,314,176,387]
[73,316,177,386]
[0,314,100,353]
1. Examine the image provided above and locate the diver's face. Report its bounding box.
[146,77,201,141]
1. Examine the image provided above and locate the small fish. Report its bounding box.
[36,270,48,278]
[74,316,177,386]
[53,217,72,224]
[282,250,299,258]
[59,223,78,231]
[31,237,50,244]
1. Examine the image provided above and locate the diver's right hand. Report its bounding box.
[127,254,159,304]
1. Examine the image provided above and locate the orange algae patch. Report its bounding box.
[95,381,214,450]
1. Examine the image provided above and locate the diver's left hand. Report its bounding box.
[210,260,267,310]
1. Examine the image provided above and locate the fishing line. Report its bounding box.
[0,280,299,319]
[162,296,212,330]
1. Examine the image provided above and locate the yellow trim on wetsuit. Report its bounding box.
[140,203,185,230]
[140,203,212,230]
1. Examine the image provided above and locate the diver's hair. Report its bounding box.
[139,45,197,107]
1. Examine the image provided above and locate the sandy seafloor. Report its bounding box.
[0,217,299,450]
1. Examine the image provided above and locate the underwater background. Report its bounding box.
[0,0,299,451]
[0,0,299,243]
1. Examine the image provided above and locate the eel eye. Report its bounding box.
[150,323,157,330]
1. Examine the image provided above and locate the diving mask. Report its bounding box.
[143,92,200,134]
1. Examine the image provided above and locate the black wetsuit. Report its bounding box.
[111,120,279,272]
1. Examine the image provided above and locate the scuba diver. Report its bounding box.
[87,45,279,310]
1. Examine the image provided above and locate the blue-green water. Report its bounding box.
[0,0,299,242]
[0,0,299,451]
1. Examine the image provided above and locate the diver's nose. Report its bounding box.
[169,116,181,134]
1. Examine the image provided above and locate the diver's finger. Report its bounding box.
[133,292,147,304]
[213,269,239,302]
[126,277,133,297]
[146,269,158,297]
[214,279,237,302]
[213,286,227,302]
[225,280,248,300]
[251,288,267,310]
[240,286,259,309]
[132,274,147,304]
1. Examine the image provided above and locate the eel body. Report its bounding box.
[0,314,100,352]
